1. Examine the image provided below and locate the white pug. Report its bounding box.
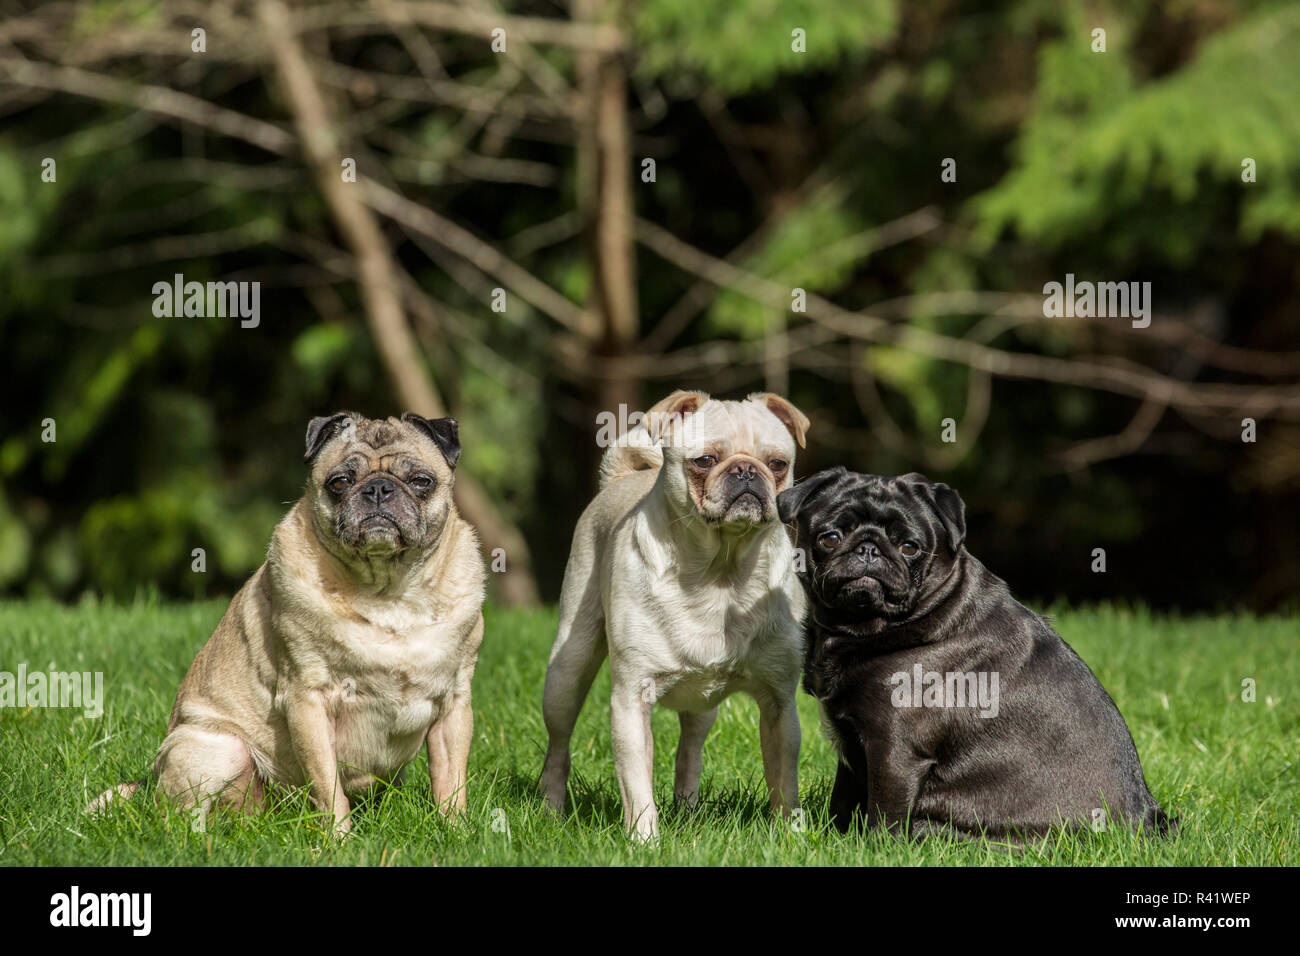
[540,390,811,840]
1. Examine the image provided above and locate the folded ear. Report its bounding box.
[749,392,811,448]
[304,413,355,463]
[644,389,708,443]
[777,466,846,524]
[899,472,966,553]
[401,413,461,468]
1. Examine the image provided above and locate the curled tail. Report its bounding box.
[599,389,711,488]
[84,780,145,816]
[598,423,663,489]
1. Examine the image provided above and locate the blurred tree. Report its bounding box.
[0,0,1296,608]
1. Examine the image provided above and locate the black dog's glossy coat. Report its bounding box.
[778,467,1173,839]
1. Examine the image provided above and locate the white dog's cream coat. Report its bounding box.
[540,391,810,840]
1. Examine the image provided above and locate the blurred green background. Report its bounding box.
[0,0,1297,609]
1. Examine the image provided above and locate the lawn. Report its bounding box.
[0,598,1295,866]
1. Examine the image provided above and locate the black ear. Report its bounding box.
[402,413,461,468]
[899,472,966,553]
[777,466,847,524]
[304,413,354,464]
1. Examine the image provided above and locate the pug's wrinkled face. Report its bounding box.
[777,468,966,619]
[649,391,810,529]
[303,412,461,567]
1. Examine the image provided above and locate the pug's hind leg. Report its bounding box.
[540,587,607,813]
[155,725,262,826]
[673,708,718,810]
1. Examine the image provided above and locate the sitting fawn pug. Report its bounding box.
[90,413,486,835]
[540,391,811,840]
[778,468,1173,839]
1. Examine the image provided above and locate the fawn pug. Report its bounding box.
[90,413,485,835]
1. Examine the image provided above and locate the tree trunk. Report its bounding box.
[574,0,642,425]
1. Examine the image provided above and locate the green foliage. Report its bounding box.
[454,363,542,526]
[0,147,42,258]
[0,492,33,589]
[79,476,280,599]
[866,248,985,440]
[708,185,866,339]
[632,0,898,93]
[291,323,357,380]
[974,3,1300,246]
[2,0,1297,609]
[42,327,163,482]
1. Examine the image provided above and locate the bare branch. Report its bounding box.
[635,218,1300,418]
[1058,397,1168,471]
[302,0,625,52]
[361,179,600,337]
[0,57,295,156]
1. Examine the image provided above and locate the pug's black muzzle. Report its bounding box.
[722,462,769,510]
[339,475,419,547]
[817,529,911,611]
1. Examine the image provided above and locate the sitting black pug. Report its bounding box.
[777,467,1174,839]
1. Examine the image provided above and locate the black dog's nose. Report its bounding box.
[855,541,880,562]
[729,461,757,482]
[359,476,396,504]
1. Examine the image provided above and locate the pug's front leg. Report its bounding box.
[829,759,869,833]
[428,618,482,816]
[427,686,474,815]
[285,689,351,836]
[610,672,657,842]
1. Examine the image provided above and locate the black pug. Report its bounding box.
[777,467,1173,839]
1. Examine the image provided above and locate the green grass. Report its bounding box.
[0,598,1296,865]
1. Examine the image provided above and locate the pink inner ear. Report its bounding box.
[676,396,703,418]
[763,396,808,448]
[659,389,704,419]
[648,391,706,440]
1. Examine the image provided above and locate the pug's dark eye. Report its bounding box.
[409,474,434,490]
[817,531,841,551]
[899,541,920,556]
[326,474,353,494]
[769,459,788,473]
[691,455,717,470]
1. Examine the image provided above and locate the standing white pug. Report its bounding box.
[540,390,811,840]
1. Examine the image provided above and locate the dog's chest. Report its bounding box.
[319,609,464,769]
[665,586,769,660]
[651,585,799,708]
